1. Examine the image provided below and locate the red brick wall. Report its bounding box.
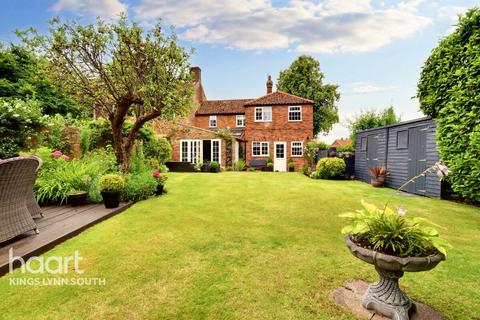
[243,104,314,171]
[193,114,244,130]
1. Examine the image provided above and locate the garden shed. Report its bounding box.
[354,117,441,197]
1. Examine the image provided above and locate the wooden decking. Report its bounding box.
[0,202,131,276]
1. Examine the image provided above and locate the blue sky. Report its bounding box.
[0,0,478,142]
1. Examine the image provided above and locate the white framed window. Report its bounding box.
[236,114,245,127]
[291,141,303,157]
[254,107,272,122]
[209,115,217,128]
[211,139,221,163]
[252,142,269,156]
[180,140,202,164]
[288,106,302,121]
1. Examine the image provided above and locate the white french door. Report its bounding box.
[274,142,287,172]
[180,140,202,164]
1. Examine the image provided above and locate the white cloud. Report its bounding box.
[52,0,127,19]
[351,82,395,94]
[134,0,431,53]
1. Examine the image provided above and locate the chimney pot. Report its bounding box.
[266,75,273,94]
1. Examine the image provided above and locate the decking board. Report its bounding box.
[0,202,131,276]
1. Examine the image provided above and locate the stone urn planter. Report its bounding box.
[345,236,445,320]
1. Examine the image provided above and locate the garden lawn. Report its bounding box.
[0,172,479,320]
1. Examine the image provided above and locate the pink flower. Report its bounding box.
[397,205,407,217]
[435,163,449,178]
[52,150,62,158]
[63,155,70,161]
[153,170,161,178]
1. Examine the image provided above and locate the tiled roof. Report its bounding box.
[196,99,252,115]
[331,138,352,147]
[243,91,314,106]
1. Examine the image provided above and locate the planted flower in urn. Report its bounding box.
[339,163,451,320]
[153,170,168,195]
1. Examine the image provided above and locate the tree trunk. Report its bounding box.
[111,119,129,173]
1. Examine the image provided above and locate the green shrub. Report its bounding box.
[348,107,400,145]
[288,159,295,169]
[301,163,311,176]
[144,136,172,163]
[0,99,46,158]
[267,156,273,164]
[44,114,73,154]
[247,167,255,172]
[210,161,219,169]
[234,159,246,171]
[99,174,125,192]
[122,173,156,202]
[33,147,118,204]
[336,143,354,153]
[315,157,346,179]
[416,8,480,201]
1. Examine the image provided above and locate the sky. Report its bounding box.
[0,0,478,143]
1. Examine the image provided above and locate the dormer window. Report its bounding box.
[236,115,245,127]
[255,107,272,122]
[209,115,217,128]
[288,106,302,121]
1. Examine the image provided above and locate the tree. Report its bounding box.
[18,16,194,171]
[277,55,340,135]
[348,106,400,144]
[417,8,480,201]
[0,44,83,116]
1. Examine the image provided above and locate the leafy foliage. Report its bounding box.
[122,173,157,202]
[143,136,172,164]
[234,159,246,171]
[417,8,480,201]
[33,148,118,204]
[210,161,219,169]
[99,174,125,193]
[335,143,354,153]
[314,157,346,179]
[348,106,400,145]
[0,44,83,116]
[340,201,451,257]
[277,55,339,135]
[0,98,46,158]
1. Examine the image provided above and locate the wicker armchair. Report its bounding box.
[27,157,43,219]
[0,156,40,243]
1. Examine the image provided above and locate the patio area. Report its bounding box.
[0,203,131,276]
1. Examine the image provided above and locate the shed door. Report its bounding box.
[407,126,427,194]
[366,135,379,169]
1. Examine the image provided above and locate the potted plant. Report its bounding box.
[153,170,168,195]
[288,159,295,172]
[369,165,388,187]
[210,161,220,173]
[67,190,88,207]
[99,173,125,208]
[201,162,211,172]
[265,157,274,171]
[339,163,450,320]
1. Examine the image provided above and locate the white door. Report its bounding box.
[274,142,287,172]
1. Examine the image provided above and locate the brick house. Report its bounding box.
[159,67,314,172]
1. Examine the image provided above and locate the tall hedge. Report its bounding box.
[417,8,480,201]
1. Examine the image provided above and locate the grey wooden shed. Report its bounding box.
[354,117,441,197]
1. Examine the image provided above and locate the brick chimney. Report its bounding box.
[266,75,273,94]
[190,66,206,102]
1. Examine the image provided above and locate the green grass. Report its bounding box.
[0,172,479,319]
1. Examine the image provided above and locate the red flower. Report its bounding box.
[153,170,161,178]
[52,150,62,158]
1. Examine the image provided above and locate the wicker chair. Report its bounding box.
[27,157,43,219]
[0,156,40,243]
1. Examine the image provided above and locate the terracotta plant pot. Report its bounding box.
[345,236,445,320]
[101,191,121,208]
[371,178,384,187]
